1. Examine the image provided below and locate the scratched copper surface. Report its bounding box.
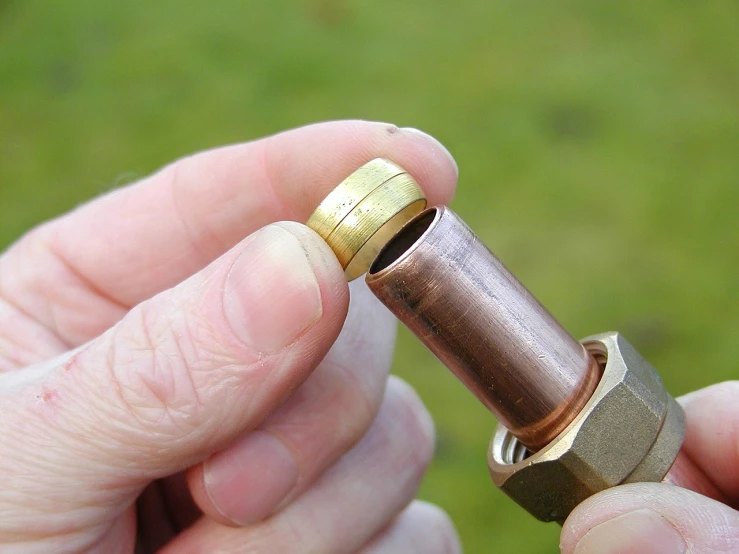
[367,207,600,451]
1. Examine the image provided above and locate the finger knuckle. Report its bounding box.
[319,360,382,445]
[385,376,436,472]
[406,501,461,554]
[105,298,206,435]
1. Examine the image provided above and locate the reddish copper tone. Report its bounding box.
[366,207,600,451]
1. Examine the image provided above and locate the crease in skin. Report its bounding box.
[0,285,69,368]
[0,352,77,396]
[2,229,125,351]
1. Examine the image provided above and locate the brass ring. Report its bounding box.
[306,159,427,281]
[306,158,405,240]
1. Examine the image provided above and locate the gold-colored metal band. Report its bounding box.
[306,158,406,240]
[306,158,427,281]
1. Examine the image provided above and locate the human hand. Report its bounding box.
[0,121,461,553]
[561,381,739,553]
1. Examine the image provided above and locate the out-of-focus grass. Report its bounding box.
[1,1,738,551]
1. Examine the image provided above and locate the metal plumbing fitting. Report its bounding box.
[488,332,685,523]
[307,159,686,523]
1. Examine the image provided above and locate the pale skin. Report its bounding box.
[0,120,736,553]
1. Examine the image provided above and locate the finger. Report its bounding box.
[159,376,436,554]
[0,121,457,351]
[359,501,461,554]
[187,279,397,525]
[0,223,347,540]
[669,381,739,504]
[0,297,67,370]
[560,483,739,554]
[136,472,202,553]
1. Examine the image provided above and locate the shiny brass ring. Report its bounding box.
[307,159,426,281]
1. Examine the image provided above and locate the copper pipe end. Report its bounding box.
[366,207,600,451]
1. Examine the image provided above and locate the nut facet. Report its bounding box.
[488,331,685,523]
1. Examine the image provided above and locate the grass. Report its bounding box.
[1,1,738,551]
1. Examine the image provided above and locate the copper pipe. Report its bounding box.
[366,207,600,451]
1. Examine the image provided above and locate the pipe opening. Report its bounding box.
[369,208,438,274]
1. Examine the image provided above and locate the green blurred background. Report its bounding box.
[1,1,738,551]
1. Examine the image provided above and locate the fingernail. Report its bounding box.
[224,225,323,353]
[402,127,458,178]
[204,430,299,525]
[573,509,687,554]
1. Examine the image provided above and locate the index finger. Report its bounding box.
[2,120,457,346]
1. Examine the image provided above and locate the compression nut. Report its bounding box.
[487,331,686,523]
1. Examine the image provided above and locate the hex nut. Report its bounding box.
[488,331,685,523]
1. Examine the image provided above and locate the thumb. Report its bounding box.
[560,483,739,553]
[0,223,348,516]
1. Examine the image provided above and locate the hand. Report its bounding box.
[561,381,739,553]
[0,121,461,553]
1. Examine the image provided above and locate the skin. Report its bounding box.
[0,119,735,553]
[0,120,460,553]
[561,382,739,554]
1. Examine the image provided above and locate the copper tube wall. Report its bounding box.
[366,207,600,451]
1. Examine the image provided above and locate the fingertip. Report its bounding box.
[365,122,458,207]
[187,462,244,528]
[276,221,349,296]
[560,485,643,552]
[277,221,351,331]
[190,430,299,527]
[266,120,458,220]
[566,509,687,554]
[186,465,218,523]
[400,126,459,181]
[561,483,739,554]
[223,222,348,355]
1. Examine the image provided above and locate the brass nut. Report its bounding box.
[306,159,426,281]
[487,331,685,523]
